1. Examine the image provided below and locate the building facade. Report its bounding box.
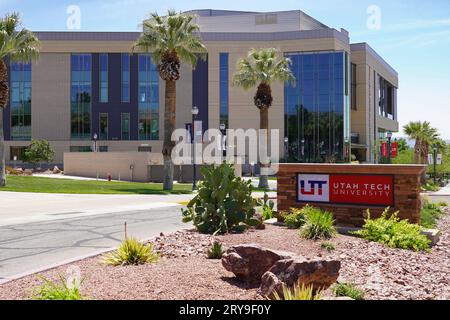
[2,9,398,166]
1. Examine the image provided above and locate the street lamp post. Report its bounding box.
[387,131,393,164]
[433,145,438,185]
[92,133,98,152]
[191,106,199,191]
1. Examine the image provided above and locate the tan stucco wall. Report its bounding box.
[64,152,163,182]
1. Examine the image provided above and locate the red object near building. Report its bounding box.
[381,142,389,158]
[107,173,112,182]
[391,142,398,158]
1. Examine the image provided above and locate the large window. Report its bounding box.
[351,63,357,110]
[99,113,108,140]
[71,54,92,140]
[10,62,31,141]
[219,53,229,129]
[121,113,130,140]
[138,54,159,140]
[99,53,108,103]
[284,51,349,163]
[121,53,130,103]
[378,76,396,120]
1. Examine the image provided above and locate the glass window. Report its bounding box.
[70,146,92,152]
[284,52,347,163]
[121,113,130,140]
[121,53,130,103]
[10,146,26,161]
[99,113,108,140]
[351,63,357,110]
[71,54,92,140]
[99,53,108,103]
[10,62,32,141]
[219,53,229,129]
[138,54,159,140]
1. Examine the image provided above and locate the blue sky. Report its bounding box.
[1,0,450,139]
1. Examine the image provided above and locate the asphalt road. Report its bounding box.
[0,206,186,283]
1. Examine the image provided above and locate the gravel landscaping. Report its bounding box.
[0,209,449,300]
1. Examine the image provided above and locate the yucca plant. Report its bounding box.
[102,237,160,266]
[206,241,224,259]
[272,283,322,300]
[32,275,84,300]
[300,209,336,240]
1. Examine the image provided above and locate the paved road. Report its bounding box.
[0,206,186,283]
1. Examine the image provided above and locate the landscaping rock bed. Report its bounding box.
[0,209,449,300]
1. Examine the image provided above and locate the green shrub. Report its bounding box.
[260,193,275,221]
[206,241,224,259]
[332,282,365,300]
[320,241,336,251]
[300,209,336,240]
[421,183,440,192]
[182,163,260,234]
[272,283,322,300]
[102,237,160,266]
[32,275,84,300]
[421,201,445,228]
[437,201,448,207]
[353,208,431,251]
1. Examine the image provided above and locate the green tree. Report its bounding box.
[132,11,206,191]
[23,139,54,168]
[0,13,40,186]
[403,121,440,164]
[396,138,409,152]
[233,48,295,189]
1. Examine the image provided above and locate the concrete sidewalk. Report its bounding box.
[428,182,450,196]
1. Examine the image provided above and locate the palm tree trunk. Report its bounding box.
[414,140,421,164]
[162,79,176,191]
[258,106,269,189]
[0,107,6,187]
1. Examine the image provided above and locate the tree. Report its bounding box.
[396,138,409,152]
[23,139,54,168]
[132,10,206,191]
[233,48,295,189]
[0,13,40,186]
[403,121,440,164]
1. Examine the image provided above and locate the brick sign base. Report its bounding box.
[277,164,427,227]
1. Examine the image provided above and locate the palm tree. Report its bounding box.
[132,10,206,191]
[233,48,295,189]
[403,121,440,164]
[0,13,40,187]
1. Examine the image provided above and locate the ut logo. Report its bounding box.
[300,180,328,196]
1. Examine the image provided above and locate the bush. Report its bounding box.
[32,275,84,300]
[260,193,275,221]
[353,208,431,251]
[102,237,159,266]
[300,209,336,240]
[332,282,365,300]
[272,283,322,300]
[437,201,448,207]
[206,241,224,259]
[23,139,55,167]
[182,163,260,234]
[421,201,445,229]
[421,182,440,192]
[320,241,336,251]
[283,205,315,229]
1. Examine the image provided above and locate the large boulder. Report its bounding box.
[259,257,341,299]
[221,244,294,282]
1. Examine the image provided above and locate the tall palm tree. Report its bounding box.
[132,10,206,191]
[233,48,295,189]
[0,13,40,187]
[403,121,439,164]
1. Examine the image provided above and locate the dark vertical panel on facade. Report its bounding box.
[92,53,138,141]
[192,55,209,132]
[3,58,11,140]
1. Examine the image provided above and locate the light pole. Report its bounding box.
[433,144,438,185]
[191,106,199,191]
[386,131,393,164]
[284,137,289,163]
[301,139,305,161]
[92,133,98,152]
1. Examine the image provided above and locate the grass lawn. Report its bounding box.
[0,176,192,195]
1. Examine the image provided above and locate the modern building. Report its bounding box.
[2,9,398,167]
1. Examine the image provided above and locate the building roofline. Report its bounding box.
[34,29,349,43]
[350,42,398,77]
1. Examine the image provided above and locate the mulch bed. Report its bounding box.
[0,209,449,300]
